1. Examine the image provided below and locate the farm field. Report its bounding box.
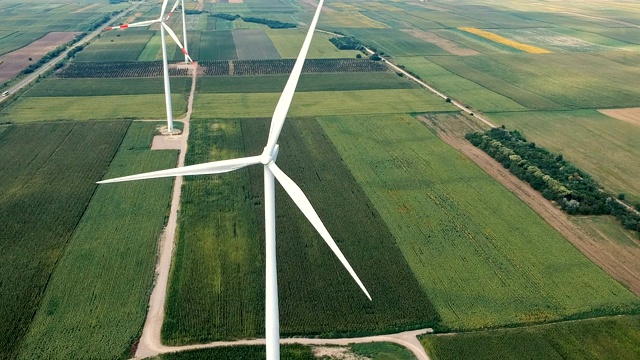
[56,61,191,78]
[195,72,418,93]
[394,56,529,112]
[25,77,192,97]
[154,344,315,359]
[162,118,438,345]
[425,52,640,110]
[421,315,640,360]
[16,122,178,360]
[192,89,455,119]
[343,29,452,56]
[317,114,640,330]
[0,94,187,122]
[266,29,360,59]
[573,216,640,249]
[0,32,78,83]
[489,110,640,202]
[0,121,129,360]
[198,31,238,61]
[232,30,281,60]
[74,29,155,62]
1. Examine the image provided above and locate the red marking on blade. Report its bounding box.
[120,24,129,29]
[181,48,188,55]
[168,12,174,17]
[105,27,113,31]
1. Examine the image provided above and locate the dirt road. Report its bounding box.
[135,67,196,359]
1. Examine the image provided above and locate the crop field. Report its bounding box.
[137,33,187,62]
[266,29,361,59]
[317,114,640,330]
[489,110,640,202]
[0,121,129,360]
[458,28,551,54]
[490,28,610,53]
[191,89,454,119]
[74,30,155,62]
[195,72,418,93]
[156,344,315,360]
[343,29,452,56]
[232,59,387,75]
[232,30,281,60]
[17,122,178,360]
[422,315,640,360]
[198,31,238,61]
[319,11,389,29]
[25,77,192,97]
[0,94,187,122]
[0,31,49,57]
[573,216,640,248]
[425,52,640,110]
[57,61,190,78]
[162,118,438,345]
[393,57,528,112]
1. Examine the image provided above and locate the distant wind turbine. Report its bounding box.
[98,0,371,358]
[105,0,193,134]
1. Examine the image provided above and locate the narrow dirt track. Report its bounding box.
[135,67,196,359]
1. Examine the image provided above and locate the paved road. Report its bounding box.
[0,3,139,104]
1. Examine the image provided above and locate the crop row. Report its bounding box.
[56,61,189,78]
[198,58,387,76]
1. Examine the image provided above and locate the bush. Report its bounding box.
[369,54,382,61]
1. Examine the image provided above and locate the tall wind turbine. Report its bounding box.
[105,0,193,133]
[98,0,370,358]
[165,0,190,63]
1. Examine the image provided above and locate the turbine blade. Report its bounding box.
[98,156,261,184]
[268,162,372,301]
[160,0,170,19]
[263,0,325,155]
[166,0,181,19]
[105,19,159,31]
[161,22,193,62]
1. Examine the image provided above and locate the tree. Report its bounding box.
[618,193,626,201]
[369,54,381,61]
[355,54,362,59]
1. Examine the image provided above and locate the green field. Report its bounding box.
[74,29,155,62]
[198,31,238,61]
[162,117,438,345]
[192,89,455,119]
[574,216,640,248]
[266,29,361,59]
[352,342,417,360]
[395,56,528,112]
[317,113,640,330]
[425,52,640,110]
[155,344,314,360]
[344,29,452,56]
[0,94,187,122]
[489,110,640,202]
[16,122,177,360]
[422,316,640,360]
[195,73,418,93]
[0,121,129,360]
[232,29,281,60]
[25,77,192,97]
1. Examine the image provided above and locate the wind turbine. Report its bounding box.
[98,0,371,358]
[105,0,193,134]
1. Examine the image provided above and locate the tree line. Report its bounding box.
[211,13,296,28]
[466,127,640,234]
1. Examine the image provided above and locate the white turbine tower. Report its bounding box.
[105,0,193,134]
[98,0,370,358]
